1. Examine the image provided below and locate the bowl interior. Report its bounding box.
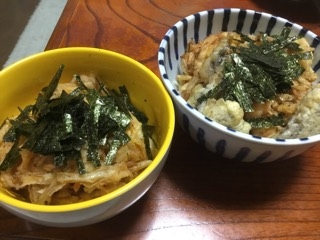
[158,8,320,143]
[0,47,175,211]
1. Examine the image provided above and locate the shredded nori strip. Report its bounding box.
[0,141,20,171]
[197,27,313,116]
[0,66,155,174]
[246,114,286,129]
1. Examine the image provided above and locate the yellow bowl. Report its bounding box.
[0,47,175,227]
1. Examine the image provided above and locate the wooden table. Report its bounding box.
[2,0,320,239]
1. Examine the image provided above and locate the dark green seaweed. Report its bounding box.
[197,27,313,117]
[0,66,154,174]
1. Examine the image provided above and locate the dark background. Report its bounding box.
[0,0,39,68]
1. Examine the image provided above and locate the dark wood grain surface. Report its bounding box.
[1,0,320,239]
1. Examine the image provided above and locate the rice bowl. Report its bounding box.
[158,8,320,163]
[0,47,175,227]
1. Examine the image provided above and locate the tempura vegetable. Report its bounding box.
[177,27,318,137]
[0,65,156,204]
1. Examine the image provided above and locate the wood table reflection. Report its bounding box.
[1,0,320,239]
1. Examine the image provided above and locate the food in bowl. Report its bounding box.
[158,8,320,163]
[0,65,156,205]
[176,27,318,138]
[0,47,174,227]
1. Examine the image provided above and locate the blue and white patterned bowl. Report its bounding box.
[158,8,320,163]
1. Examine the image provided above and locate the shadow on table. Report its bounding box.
[162,124,305,209]
[253,0,320,23]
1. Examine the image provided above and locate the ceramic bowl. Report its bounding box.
[158,8,320,163]
[0,47,175,227]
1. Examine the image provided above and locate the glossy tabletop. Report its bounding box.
[2,0,320,239]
